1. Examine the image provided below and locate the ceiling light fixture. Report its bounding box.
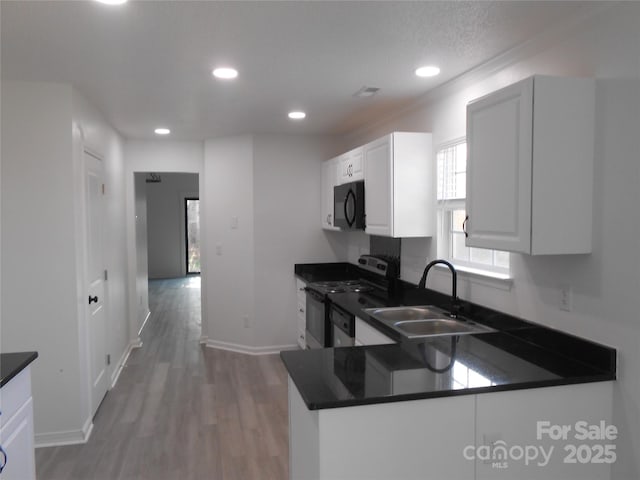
[288,111,306,120]
[154,128,171,135]
[212,67,238,79]
[94,0,128,5]
[415,65,441,78]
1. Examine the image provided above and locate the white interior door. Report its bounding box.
[85,151,108,417]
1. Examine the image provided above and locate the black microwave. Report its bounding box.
[334,180,365,230]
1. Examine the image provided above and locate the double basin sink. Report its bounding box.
[362,305,496,339]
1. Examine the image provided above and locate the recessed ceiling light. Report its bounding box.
[94,0,128,5]
[154,128,171,135]
[415,65,441,78]
[212,67,238,79]
[288,111,306,120]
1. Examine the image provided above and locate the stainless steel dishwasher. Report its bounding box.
[330,303,355,347]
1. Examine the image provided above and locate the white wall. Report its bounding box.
[202,134,343,352]
[123,140,204,340]
[253,134,346,348]
[342,5,640,478]
[1,81,128,445]
[1,82,81,440]
[146,173,199,279]
[71,89,129,391]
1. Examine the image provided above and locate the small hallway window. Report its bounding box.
[185,198,200,274]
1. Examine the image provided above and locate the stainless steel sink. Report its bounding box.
[363,305,446,322]
[362,305,496,338]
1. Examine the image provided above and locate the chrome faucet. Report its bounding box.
[418,259,460,318]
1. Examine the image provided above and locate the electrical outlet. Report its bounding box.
[243,315,250,328]
[216,243,222,256]
[560,285,572,312]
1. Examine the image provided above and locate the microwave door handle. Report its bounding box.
[344,189,356,227]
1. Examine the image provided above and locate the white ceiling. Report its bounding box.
[1,1,600,141]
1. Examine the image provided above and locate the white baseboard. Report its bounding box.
[205,339,298,356]
[109,340,141,388]
[35,416,93,448]
[138,309,151,336]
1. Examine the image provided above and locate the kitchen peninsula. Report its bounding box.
[282,264,616,480]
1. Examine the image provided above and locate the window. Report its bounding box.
[185,198,200,274]
[436,139,510,276]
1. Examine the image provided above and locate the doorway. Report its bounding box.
[131,172,202,338]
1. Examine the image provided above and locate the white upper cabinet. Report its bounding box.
[338,147,364,183]
[466,75,595,255]
[321,157,340,231]
[364,132,434,238]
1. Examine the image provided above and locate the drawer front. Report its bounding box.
[0,368,31,428]
[297,301,306,331]
[296,279,307,302]
[297,329,306,349]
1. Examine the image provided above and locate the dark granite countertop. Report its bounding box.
[283,263,616,410]
[1,352,38,388]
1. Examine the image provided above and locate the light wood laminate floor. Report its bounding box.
[36,276,290,480]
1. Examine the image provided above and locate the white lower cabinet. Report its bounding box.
[288,376,475,480]
[0,367,36,480]
[475,382,613,480]
[295,279,307,349]
[355,317,395,346]
[288,375,614,480]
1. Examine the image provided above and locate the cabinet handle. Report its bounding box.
[0,445,7,474]
[88,295,99,305]
[299,308,304,313]
[462,215,469,238]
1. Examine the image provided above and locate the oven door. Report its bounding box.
[305,288,329,349]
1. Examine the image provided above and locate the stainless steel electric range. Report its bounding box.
[304,255,398,349]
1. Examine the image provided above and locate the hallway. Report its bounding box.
[35,277,289,480]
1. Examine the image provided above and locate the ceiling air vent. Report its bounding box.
[353,86,380,98]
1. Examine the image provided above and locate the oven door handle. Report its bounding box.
[304,287,325,303]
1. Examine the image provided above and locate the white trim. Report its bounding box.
[432,263,513,291]
[35,417,94,448]
[205,339,298,356]
[138,309,151,336]
[109,340,140,388]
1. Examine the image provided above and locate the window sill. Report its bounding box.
[432,263,513,291]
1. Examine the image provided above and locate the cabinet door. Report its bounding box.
[355,317,395,346]
[339,148,364,183]
[321,158,340,230]
[364,136,393,237]
[466,77,533,253]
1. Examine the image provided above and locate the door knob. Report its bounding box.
[89,295,99,305]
